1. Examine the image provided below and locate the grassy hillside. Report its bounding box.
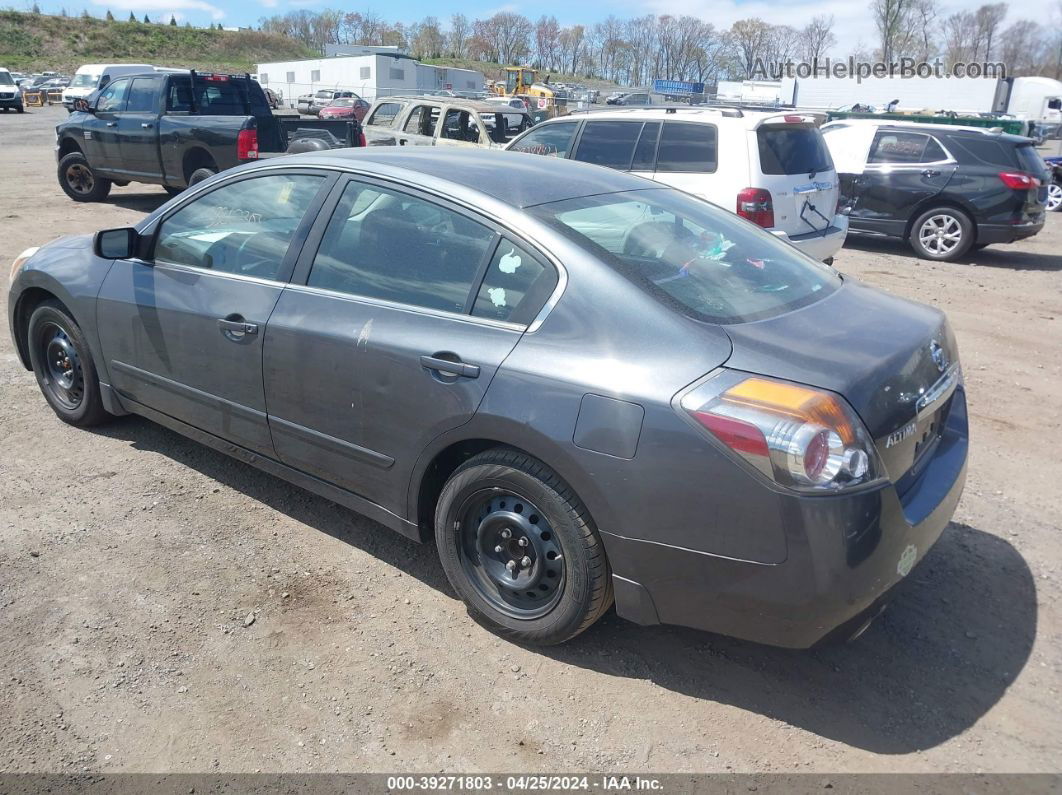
[0,10,316,73]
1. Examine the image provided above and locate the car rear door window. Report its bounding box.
[757,125,833,173]
[867,131,934,164]
[307,180,496,313]
[655,122,716,173]
[509,121,578,157]
[153,173,326,280]
[574,121,642,169]
[472,238,557,324]
[441,109,481,142]
[403,105,440,136]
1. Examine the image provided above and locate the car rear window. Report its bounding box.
[655,122,717,173]
[1016,143,1048,177]
[166,76,260,115]
[530,189,839,324]
[757,125,833,175]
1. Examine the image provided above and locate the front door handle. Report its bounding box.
[420,355,479,379]
[922,168,941,177]
[141,122,153,129]
[218,317,258,338]
[105,121,117,127]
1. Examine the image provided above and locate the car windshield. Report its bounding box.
[0,72,13,86]
[71,73,100,88]
[757,125,833,175]
[530,189,840,324]
[329,98,354,106]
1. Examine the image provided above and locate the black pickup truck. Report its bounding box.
[55,71,363,202]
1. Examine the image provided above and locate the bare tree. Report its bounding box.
[802,15,837,62]
[870,0,914,62]
[974,3,1008,60]
[535,15,560,71]
[728,18,773,78]
[448,14,470,58]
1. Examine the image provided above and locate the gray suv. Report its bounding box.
[8,149,968,647]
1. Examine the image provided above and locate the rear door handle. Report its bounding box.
[105,121,117,127]
[218,318,258,337]
[141,122,153,129]
[420,355,479,379]
[922,168,941,177]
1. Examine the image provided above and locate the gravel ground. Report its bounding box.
[0,104,1059,774]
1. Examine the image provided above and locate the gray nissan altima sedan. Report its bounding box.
[8,149,968,647]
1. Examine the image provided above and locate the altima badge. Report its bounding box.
[897,544,918,577]
[886,421,917,447]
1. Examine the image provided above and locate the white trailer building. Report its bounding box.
[256,54,485,107]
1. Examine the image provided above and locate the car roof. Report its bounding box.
[277,148,658,208]
[382,95,529,114]
[545,106,825,129]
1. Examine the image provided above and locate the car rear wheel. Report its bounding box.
[57,152,111,202]
[435,448,613,645]
[909,207,974,262]
[1047,182,1062,212]
[26,300,111,427]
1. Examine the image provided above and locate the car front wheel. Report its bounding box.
[57,152,111,202]
[26,300,112,427]
[435,448,613,645]
[909,207,974,261]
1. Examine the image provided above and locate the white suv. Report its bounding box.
[506,107,848,262]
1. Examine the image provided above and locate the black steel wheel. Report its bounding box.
[456,489,566,619]
[57,152,111,202]
[435,448,613,645]
[26,300,111,426]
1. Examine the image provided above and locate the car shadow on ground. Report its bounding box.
[93,416,1037,756]
[842,235,1062,271]
[108,192,170,214]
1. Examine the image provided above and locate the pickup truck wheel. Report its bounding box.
[15,103,23,113]
[188,167,217,186]
[58,152,111,202]
[435,448,613,646]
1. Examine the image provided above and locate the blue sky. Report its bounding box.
[23,0,982,57]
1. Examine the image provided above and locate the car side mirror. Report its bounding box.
[73,97,94,113]
[94,227,139,260]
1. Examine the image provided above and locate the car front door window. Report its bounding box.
[154,173,326,281]
[509,121,578,157]
[95,78,129,114]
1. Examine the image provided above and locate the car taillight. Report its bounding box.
[679,371,882,492]
[237,128,258,160]
[999,171,1039,190]
[736,187,774,228]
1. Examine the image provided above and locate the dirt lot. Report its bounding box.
[0,104,1060,775]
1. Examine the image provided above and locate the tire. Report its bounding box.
[163,185,184,197]
[16,103,24,114]
[973,243,991,251]
[188,167,217,186]
[908,206,974,262]
[1047,181,1062,212]
[435,448,613,645]
[26,300,111,427]
[57,151,111,202]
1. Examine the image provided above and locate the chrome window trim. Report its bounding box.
[137,161,571,334]
[142,259,290,287]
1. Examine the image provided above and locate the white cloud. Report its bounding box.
[91,0,224,21]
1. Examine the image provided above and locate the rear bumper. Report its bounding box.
[976,219,1045,244]
[605,387,969,648]
[777,214,849,262]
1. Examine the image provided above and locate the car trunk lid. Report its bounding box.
[720,277,959,482]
